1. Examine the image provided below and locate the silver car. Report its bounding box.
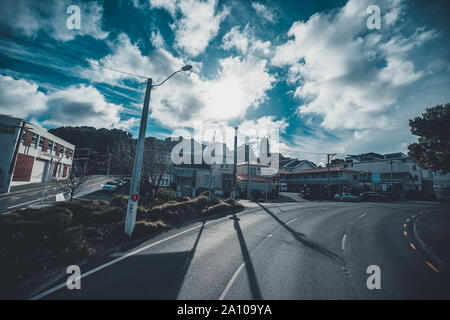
[334,192,359,201]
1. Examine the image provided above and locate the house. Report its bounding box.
[236,162,278,195]
[0,115,75,193]
[280,167,360,194]
[280,157,317,172]
[330,152,423,194]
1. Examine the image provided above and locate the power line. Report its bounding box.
[0,30,149,80]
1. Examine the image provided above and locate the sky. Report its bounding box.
[0,0,449,164]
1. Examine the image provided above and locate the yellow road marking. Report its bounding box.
[403,231,407,236]
[425,261,439,273]
[11,196,20,200]
[409,243,416,250]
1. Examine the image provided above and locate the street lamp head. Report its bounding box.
[181,65,192,71]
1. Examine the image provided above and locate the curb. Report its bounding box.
[413,214,446,271]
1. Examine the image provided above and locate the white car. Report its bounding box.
[334,193,359,202]
[112,179,125,186]
[102,181,119,191]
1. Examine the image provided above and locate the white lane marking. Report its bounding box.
[286,217,297,225]
[357,213,367,219]
[219,262,246,300]
[341,234,347,251]
[30,213,235,300]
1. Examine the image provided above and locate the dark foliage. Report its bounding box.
[408,104,450,174]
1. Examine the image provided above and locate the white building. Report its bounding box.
[236,162,278,195]
[0,115,75,193]
[331,152,424,194]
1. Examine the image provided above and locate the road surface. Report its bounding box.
[0,176,114,214]
[32,197,449,300]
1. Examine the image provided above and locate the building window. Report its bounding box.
[48,141,54,153]
[38,136,45,149]
[412,165,416,171]
[31,133,39,147]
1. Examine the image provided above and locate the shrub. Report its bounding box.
[155,187,176,202]
[195,187,208,197]
[202,202,231,215]
[110,195,129,208]
[54,225,90,259]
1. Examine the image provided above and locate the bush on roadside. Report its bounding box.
[110,195,129,208]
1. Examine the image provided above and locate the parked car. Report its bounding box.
[112,179,125,186]
[102,181,119,191]
[334,193,359,202]
[359,191,387,202]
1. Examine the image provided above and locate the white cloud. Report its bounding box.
[81,33,275,129]
[0,0,108,41]
[149,0,178,16]
[222,24,271,56]
[272,0,436,131]
[150,29,166,49]
[0,75,135,129]
[251,2,275,23]
[172,0,230,57]
[0,75,47,118]
[42,85,128,128]
[81,33,184,85]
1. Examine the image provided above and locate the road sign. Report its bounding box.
[131,193,140,202]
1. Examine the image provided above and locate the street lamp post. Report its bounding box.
[124,65,192,236]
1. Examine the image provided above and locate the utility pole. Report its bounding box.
[125,78,152,236]
[106,152,111,177]
[246,137,251,199]
[208,131,216,207]
[390,160,394,197]
[84,149,90,174]
[233,127,238,200]
[327,153,337,198]
[124,65,191,236]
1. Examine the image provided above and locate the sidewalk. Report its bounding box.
[1,175,106,196]
[413,204,450,270]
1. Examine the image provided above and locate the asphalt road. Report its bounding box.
[0,176,115,214]
[32,195,449,300]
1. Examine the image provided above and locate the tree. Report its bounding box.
[53,160,91,201]
[407,103,450,174]
[141,139,172,200]
[109,137,136,178]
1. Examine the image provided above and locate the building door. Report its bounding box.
[30,158,47,183]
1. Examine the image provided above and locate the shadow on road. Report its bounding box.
[47,221,207,300]
[256,203,344,265]
[230,214,263,300]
